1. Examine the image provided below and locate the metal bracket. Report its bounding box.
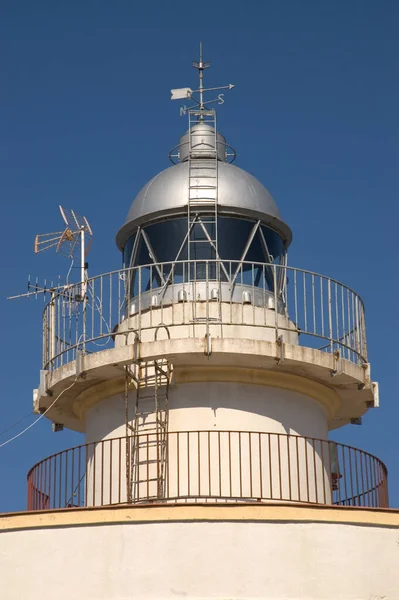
[76,349,86,378]
[204,333,212,357]
[133,333,141,362]
[330,350,342,377]
[276,336,284,364]
[372,381,379,408]
[154,324,171,341]
[38,370,52,397]
[360,362,371,390]
[52,423,64,432]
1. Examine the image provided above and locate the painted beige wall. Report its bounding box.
[86,383,328,442]
[84,383,330,505]
[1,518,397,599]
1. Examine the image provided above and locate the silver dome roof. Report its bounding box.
[116,161,292,249]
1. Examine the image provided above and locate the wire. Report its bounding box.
[0,412,34,438]
[65,258,74,285]
[0,377,79,449]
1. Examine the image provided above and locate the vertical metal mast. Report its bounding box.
[188,44,219,265]
[197,41,205,112]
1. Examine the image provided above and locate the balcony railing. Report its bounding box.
[27,431,388,511]
[41,260,367,371]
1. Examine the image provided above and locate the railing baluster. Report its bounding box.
[187,431,190,498]
[328,279,333,353]
[341,285,346,359]
[287,434,291,502]
[312,439,318,504]
[303,272,307,333]
[249,432,253,499]
[228,431,232,499]
[109,440,113,505]
[278,434,282,500]
[268,433,272,499]
[259,432,263,499]
[320,277,325,338]
[196,431,200,498]
[207,431,211,497]
[311,274,316,334]
[296,436,300,502]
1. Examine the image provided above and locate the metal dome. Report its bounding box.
[116,161,292,250]
[178,123,228,162]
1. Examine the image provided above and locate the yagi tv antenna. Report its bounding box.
[34,205,92,298]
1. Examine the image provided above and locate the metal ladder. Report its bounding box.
[126,359,172,502]
[187,110,224,336]
[187,109,219,263]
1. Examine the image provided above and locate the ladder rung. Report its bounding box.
[189,194,217,198]
[189,185,217,190]
[132,479,164,485]
[189,171,217,175]
[134,459,164,466]
[189,172,217,176]
[131,425,167,432]
[135,434,167,443]
[190,317,221,323]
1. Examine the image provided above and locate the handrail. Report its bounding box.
[26,431,388,511]
[41,260,368,370]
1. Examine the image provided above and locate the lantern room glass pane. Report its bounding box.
[122,216,285,294]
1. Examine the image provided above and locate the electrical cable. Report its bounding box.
[0,377,79,449]
[0,412,34,438]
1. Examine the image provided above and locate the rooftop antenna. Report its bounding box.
[9,205,92,303]
[170,42,235,116]
[34,206,92,299]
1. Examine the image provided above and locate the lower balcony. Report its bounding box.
[27,431,388,511]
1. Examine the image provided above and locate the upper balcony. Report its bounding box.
[42,259,367,371]
[35,259,376,432]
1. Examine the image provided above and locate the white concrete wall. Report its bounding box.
[86,383,328,442]
[115,302,299,346]
[1,519,398,600]
[85,384,330,505]
[85,382,328,442]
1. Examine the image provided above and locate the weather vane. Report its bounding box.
[171,42,235,116]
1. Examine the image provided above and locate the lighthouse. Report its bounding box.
[1,49,398,600]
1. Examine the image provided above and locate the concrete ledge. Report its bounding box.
[35,338,377,432]
[1,503,398,532]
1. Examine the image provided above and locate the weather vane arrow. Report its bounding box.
[170,42,235,111]
[171,83,235,101]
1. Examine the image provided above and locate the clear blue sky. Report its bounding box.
[1,0,398,512]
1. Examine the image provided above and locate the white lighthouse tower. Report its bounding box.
[1,50,398,600]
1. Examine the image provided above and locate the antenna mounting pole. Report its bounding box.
[192,41,210,115]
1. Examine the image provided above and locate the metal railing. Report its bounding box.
[42,260,367,370]
[27,431,388,511]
